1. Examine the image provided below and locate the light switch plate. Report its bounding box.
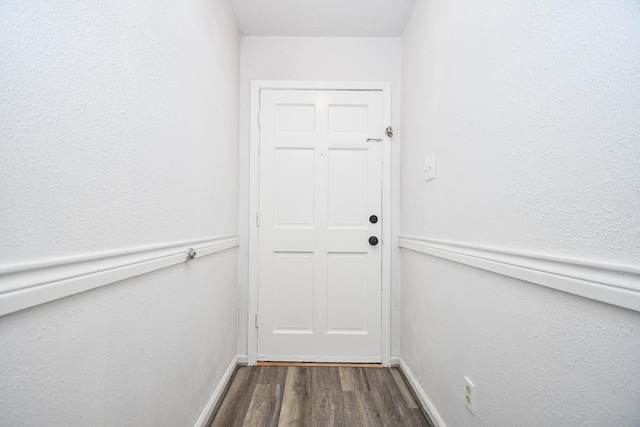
[424,155,435,181]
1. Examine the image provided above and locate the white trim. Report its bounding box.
[0,235,240,317]
[399,358,447,427]
[193,355,238,427]
[399,235,640,312]
[236,354,249,365]
[380,82,392,367]
[247,81,261,365]
[248,80,393,366]
[249,80,394,92]
[389,356,400,367]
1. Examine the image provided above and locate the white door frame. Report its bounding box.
[248,80,392,366]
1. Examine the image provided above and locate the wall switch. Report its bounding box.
[464,376,476,415]
[424,155,435,181]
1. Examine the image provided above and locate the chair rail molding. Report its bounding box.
[0,235,240,317]
[399,235,640,312]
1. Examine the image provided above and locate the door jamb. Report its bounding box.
[248,80,392,366]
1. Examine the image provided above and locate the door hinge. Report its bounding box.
[385,126,393,137]
[255,312,259,328]
[256,211,260,227]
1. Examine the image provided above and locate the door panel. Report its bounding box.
[329,105,368,133]
[327,253,367,333]
[328,149,368,227]
[258,89,383,362]
[273,252,313,332]
[274,148,315,226]
[276,104,315,133]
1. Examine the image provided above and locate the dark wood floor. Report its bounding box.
[209,366,434,427]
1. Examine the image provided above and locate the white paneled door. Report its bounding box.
[257,89,384,362]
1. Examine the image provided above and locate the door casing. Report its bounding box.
[248,81,392,366]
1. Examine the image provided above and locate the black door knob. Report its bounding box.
[369,215,378,224]
[369,236,379,246]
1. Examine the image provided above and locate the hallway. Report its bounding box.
[2,1,639,426]
[210,366,433,426]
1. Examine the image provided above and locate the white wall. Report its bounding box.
[237,36,402,358]
[0,1,240,425]
[400,1,640,426]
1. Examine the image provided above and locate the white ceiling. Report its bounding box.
[227,0,417,37]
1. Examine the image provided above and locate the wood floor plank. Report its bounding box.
[310,388,347,427]
[278,367,311,427]
[371,389,407,426]
[243,383,283,427]
[365,369,406,424]
[385,368,434,427]
[211,367,259,427]
[312,366,343,391]
[390,368,419,409]
[390,369,436,427]
[339,367,370,391]
[343,391,365,426]
[344,391,380,426]
[310,367,347,426]
[256,365,288,385]
[412,408,434,427]
[362,367,388,390]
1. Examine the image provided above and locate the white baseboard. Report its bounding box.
[398,358,447,427]
[194,355,238,427]
[389,356,400,367]
[236,354,248,365]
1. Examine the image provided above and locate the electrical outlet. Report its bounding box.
[424,155,435,181]
[465,376,476,415]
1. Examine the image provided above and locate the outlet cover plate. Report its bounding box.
[465,376,476,415]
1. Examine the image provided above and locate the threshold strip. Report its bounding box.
[257,361,382,368]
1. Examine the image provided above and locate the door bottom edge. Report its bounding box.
[257,361,383,368]
[257,355,382,364]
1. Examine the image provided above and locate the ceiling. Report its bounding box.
[227,0,417,37]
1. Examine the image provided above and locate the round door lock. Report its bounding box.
[369,215,378,224]
[369,236,379,246]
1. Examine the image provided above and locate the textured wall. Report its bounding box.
[0,1,239,264]
[402,252,640,426]
[0,251,238,426]
[0,1,240,425]
[237,36,402,358]
[400,0,640,263]
[400,0,640,425]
